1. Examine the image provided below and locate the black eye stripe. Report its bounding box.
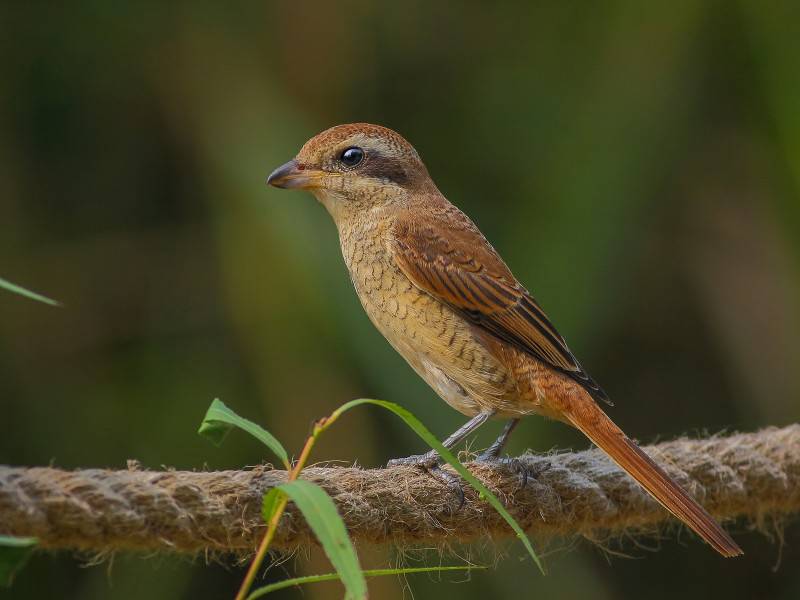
[340,147,364,167]
[336,146,411,185]
[359,155,410,185]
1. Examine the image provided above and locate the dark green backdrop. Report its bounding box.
[2,2,798,599]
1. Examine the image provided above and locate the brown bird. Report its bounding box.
[267,123,743,557]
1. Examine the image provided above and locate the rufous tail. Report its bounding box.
[563,398,743,557]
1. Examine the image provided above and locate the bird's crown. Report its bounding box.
[299,123,421,164]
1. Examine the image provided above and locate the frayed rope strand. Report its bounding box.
[1,425,798,554]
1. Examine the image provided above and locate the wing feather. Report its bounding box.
[389,212,609,403]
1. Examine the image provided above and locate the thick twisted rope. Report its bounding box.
[1,425,798,555]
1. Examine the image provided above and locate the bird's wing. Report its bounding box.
[389,209,609,403]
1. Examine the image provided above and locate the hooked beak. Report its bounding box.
[266,159,323,190]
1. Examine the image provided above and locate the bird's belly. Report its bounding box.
[347,251,518,416]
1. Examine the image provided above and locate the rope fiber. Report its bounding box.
[1,425,798,555]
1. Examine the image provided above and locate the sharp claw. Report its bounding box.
[509,458,528,489]
[427,464,465,510]
[386,453,466,509]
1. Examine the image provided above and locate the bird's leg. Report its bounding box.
[387,410,494,468]
[476,418,520,462]
[473,417,553,489]
[475,418,545,489]
[387,410,495,509]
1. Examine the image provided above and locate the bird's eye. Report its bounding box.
[340,147,364,167]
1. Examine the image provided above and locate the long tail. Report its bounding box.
[562,398,743,557]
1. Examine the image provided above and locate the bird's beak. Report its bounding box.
[266,159,324,190]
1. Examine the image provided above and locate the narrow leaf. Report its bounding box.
[198,399,290,469]
[329,399,544,573]
[0,277,60,306]
[261,488,285,523]
[247,565,484,599]
[278,480,366,600]
[0,536,37,587]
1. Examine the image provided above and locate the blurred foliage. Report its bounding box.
[1,1,799,599]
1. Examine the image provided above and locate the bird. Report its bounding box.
[266,123,743,558]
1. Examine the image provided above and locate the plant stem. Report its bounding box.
[234,424,323,600]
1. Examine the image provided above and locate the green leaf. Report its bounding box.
[0,536,37,587]
[329,399,544,574]
[261,488,285,523]
[198,399,290,469]
[277,480,366,600]
[246,565,484,599]
[0,277,60,306]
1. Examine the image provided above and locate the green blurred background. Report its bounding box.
[2,2,799,598]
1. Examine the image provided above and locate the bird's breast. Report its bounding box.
[338,220,520,416]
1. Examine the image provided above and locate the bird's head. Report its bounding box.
[267,123,435,220]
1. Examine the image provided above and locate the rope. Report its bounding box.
[1,425,797,555]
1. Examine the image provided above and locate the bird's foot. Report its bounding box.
[474,455,550,491]
[426,465,466,509]
[387,451,466,509]
[475,446,502,463]
[386,450,440,469]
